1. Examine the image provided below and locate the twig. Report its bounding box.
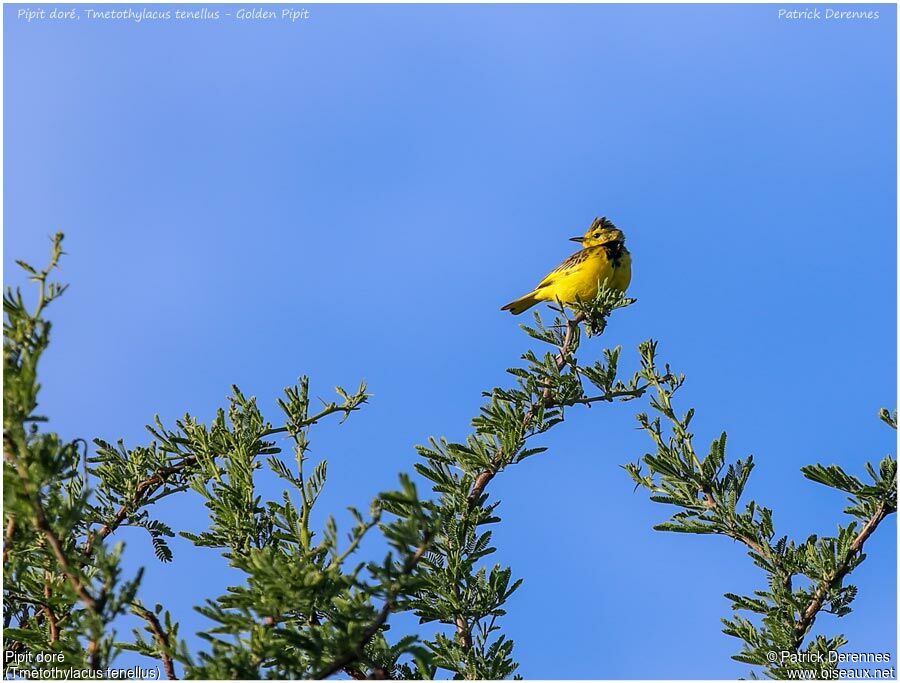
[467,313,586,507]
[455,614,473,649]
[793,502,891,646]
[83,465,185,555]
[84,403,356,556]
[259,401,359,440]
[6,588,59,644]
[692,484,770,559]
[5,438,99,612]
[134,606,177,680]
[574,385,650,405]
[43,576,60,643]
[452,575,473,649]
[459,313,588,648]
[41,604,60,643]
[263,606,369,678]
[313,533,432,680]
[4,514,16,564]
[641,371,764,556]
[87,638,101,671]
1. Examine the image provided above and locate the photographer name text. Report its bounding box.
[777,8,880,20]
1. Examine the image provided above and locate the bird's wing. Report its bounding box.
[534,249,591,290]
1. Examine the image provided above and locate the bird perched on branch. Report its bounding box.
[501,217,632,315]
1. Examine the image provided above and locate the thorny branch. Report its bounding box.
[466,313,586,507]
[83,465,184,556]
[43,577,60,643]
[4,514,16,564]
[460,310,647,650]
[5,437,100,613]
[793,502,891,646]
[133,605,177,680]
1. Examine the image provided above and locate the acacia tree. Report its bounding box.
[3,233,895,679]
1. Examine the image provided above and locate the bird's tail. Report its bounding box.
[501,291,541,315]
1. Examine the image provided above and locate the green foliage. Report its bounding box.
[4,232,146,671]
[409,290,649,678]
[3,236,433,678]
[4,234,892,681]
[4,236,649,679]
[626,342,897,678]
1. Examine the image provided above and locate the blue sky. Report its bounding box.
[4,3,896,678]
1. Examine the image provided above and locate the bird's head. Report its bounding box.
[570,217,625,248]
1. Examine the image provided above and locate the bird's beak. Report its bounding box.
[569,236,584,243]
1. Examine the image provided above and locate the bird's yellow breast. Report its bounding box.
[536,245,631,304]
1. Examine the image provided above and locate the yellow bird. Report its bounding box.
[501,216,632,315]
